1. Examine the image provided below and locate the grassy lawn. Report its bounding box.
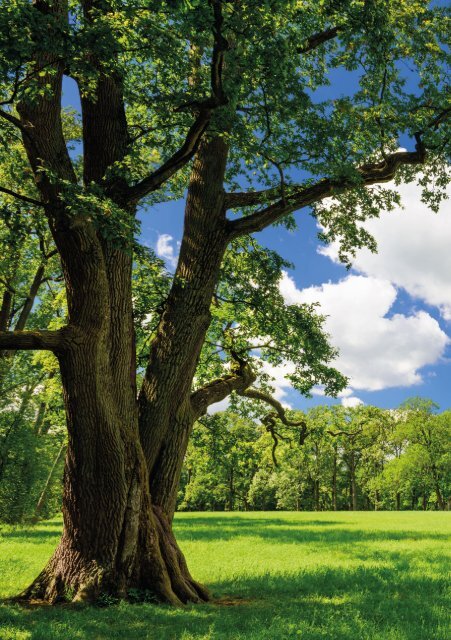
[0,511,450,640]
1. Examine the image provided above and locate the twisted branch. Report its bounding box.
[191,351,256,418]
[237,387,308,466]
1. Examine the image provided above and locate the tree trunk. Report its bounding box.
[139,137,232,519]
[314,479,320,511]
[229,466,235,511]
[139,137,230,510]
[33,442,65,521]
[18,136,236,605]
[8,0,231,606]
[431,465,445,510]
[0,289,12,332]
[20,335,207,605]
[134,137,232,598]
[0,385,35,482]
[348,453,358,511]
[332,450,337,511]
[396,492,401,511]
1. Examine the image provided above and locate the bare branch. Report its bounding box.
[226,145,427,238]
[0,186,44,208]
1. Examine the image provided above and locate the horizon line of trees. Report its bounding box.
[178,398,451,513]
[1,392,449,524]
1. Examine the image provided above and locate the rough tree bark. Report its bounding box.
[7,0,223,603]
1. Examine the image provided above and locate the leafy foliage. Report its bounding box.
[179,400,451,512]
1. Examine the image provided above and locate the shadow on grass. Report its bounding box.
[1,516,449,639]
[0,561,448,640]
[173,516,449,546]
[0,528,61,541]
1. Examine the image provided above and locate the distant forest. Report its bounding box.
[178,399,450,513]
[1,394,449,523]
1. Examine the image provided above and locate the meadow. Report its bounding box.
[0,512,449,640]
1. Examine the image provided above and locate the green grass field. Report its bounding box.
[0,512,450,640]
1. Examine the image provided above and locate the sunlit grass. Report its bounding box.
[0,512,450,639]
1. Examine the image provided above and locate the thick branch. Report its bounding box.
[125,111,213,204]
[297,26,342,54]
[136,21,340,206]
[328,428,362,439]
[226,146,426,237]
[191,357,256,418]
[0,108,24,131]
[237,388,308,466]
[14,265,46,332]
[239,388,306,428]
[0,329,65,352]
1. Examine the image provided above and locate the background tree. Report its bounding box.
[178,401,450,514]
[0,0,449,605]
[394,398,450,510]
[180,412,259,511]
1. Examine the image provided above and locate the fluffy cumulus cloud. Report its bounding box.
[155,233,179,269]
[259,361,295,407]
[319,181,451,320]
[280,272,449,392]
[313,385,364,407]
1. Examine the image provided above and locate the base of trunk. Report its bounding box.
[15,507,209,606]
[152,506,210,603]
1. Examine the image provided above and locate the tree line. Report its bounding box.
[2,391,449,524]
[179,399,451,513]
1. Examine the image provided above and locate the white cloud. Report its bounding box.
[341,396,364,408]
[337,388,354,398]
[319,181,451,319]
[279,271,449,392]
[155,233,179,269]
[259,360,295,408]
[207,397,230,414]
[338,388,363,406]
[279,269,304,305]
[311,386,326,396]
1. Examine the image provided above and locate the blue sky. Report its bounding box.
[140,178,451,414]
[61,12,451,413]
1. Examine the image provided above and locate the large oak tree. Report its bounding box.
[0,0,449,604]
